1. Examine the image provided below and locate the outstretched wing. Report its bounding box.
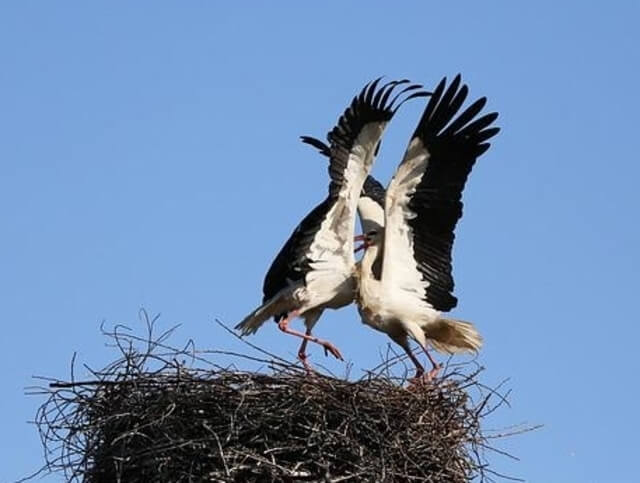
[381,75,499,311]
[301,135,386,234]
[262,80,426,310]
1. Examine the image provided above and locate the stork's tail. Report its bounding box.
[424,317,483,355]
[234,295,289,336]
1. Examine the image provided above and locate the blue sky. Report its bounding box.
[1,2,638,482]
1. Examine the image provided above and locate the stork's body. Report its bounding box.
[236,79,426,369]
[355,75,500,380]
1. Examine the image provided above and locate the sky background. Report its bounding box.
[1,2,639,482]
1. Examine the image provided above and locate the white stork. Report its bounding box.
[236,79,427,369]
[355,75,500,381]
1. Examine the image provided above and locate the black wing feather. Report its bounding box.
[300,135,331,157]
[408,76,500,311]
[262,199,333,303]
[325,79,421,197]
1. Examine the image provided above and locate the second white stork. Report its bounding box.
[355,75,500,381]
[236,79,426,369]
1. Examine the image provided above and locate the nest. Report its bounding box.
[28,312,531,482]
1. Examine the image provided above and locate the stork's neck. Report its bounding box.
[361,243,380,275]
[358,241,383,302]
[357,196,384,235]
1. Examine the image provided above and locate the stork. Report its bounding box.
[355,75,500,381]
[236,79,427,370]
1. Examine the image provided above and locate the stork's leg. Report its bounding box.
[392,335,441,386]
[297,331,312,372]
[297,311,322,372]
[278,311,343,361]
[391,335,426,381]
[405,348,426,380]
[420,346,442,381]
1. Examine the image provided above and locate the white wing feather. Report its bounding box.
[381,137,433,305]
[307,123,385,276]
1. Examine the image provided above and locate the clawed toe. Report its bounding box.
[407,367,441,388]
[426,364,442,381]
[320,341,343,361]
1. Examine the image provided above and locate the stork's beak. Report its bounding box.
[354,234,367,253]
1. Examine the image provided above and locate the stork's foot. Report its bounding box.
[407,364,442,388]
[426,363,442,381]
[278,314,343,361]
[319,340,343,361]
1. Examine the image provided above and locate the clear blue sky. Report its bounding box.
[1,2,638,482]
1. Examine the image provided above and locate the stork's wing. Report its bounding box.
[262,80,426,308]
[301,135,386,234]
[381,75,499,311]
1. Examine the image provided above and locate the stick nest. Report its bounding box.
[29,312,528,482]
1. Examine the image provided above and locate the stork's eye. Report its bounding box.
[366,230,378,237]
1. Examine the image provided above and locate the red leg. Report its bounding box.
[297,331,313,373]
[421,345,442,381]
[278,311,343,361]
[399,345,427,386]
[402,344,441,387]
[406,350,425,379]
